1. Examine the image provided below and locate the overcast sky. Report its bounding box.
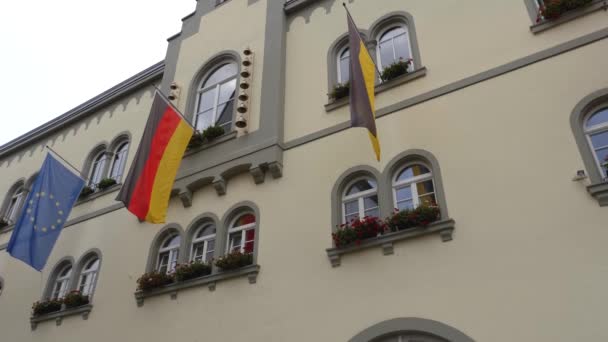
[0,0,195,146]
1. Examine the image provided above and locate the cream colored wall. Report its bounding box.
[1,37,607,341]
[171,0,267,133]
[284,0,608,142]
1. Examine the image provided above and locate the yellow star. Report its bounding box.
[41,227,47,232]
[40,192,45,197]
[30,217,34,222]
[35,193,40,197]
[49,194,54,199]
[58,210,64,216]
[51,225,56,230]
[55,202,60,207]
[57,219,62,223]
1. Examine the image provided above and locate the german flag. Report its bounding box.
[345,5,381,161]
[116,91,193,223]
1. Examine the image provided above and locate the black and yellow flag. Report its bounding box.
[345,6,381,161]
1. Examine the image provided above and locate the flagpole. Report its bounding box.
[152,85,197,131]
[45,145,86,178]
[342,3,386,83]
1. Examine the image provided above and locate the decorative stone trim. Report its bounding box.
[212,177,227,196]
[529,0,607,34]
[134,264,260,307]
[325,67,427,112]
[587,182,608,206]
[268,162,283,179]
[75,183,121,206]
[179,190,193,208]
[30,304,93,330]
[249,166,266,184]
[326,219,455,267]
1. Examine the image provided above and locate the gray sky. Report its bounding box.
[0,0,195,146]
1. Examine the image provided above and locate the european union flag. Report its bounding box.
[7,154,84,271]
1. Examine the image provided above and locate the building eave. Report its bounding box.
[0,61,165,159]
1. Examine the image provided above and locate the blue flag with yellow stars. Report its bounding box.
[7,154,84,271]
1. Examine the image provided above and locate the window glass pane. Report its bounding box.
[380,27,406,42]
[234,214,256,227]
[60,266,72,277]
[192,243,205,261]
[594,148,608,176]
[339,49,350,83]
[89,154,107,186]
[379,40,395,67]
[110,143,129,180]
[396,165,431,182]
[345,213,359,223]
[215,99,234,128]
[346,179,377,196]
[196,108,215,131]
[590,131,608,149]
[363,195,378,210]
[198,89,216,112]
[344,200,359,215]
[419,194,437,207]
[196,224,216,238]
[586,108,608,129]
[397,199,415,211]
[364,207,379,218]
[206,240,215,261]
[163,235,181,248]
[228,232,242,252]
[393,32,411,62]
[203,63,237,88]
[396,187,413,202]
[218,79,237,104]
[416,180,435,196]
[86,258,100,271]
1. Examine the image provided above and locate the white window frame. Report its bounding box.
[190,224,216,263]
[51,265,72,299]
[392,164,435,210]
[341,178,378,224]
[337,46,350,84]
[78,257,99,297]
[5,187,24,223]
[194,63,238,132]
[584,107,608,179]
[376,25,414,71]
[156,235,180,274]
[109,142,129,182]
[88,151,107,188]
[226,214,256,254]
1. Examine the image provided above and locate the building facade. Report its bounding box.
[0,0,607,340]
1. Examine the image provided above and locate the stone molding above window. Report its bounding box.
[570,88,608,206]
[524,0,608,34]
[349,317,475,342]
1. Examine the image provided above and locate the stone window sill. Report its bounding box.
[587,181,608,206]
[325,67,427,112]
[75,184,122,206]
[30,304,93,330]
[326,218,455,267]
[134,264,260,307]
[530,1,607,34]
[183,131,237,157]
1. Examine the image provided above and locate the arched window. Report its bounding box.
[376,335,447,342]
[190,223,216,263]
[5,185,24,224]
[392,164,436,211]
[584,107,608,179]
[194,62,238,132]
[157,234,181,274]
[77,257,100,296]
[88,151,107,188]
[227,213,256,254]
[109,142,129,182]
[337,47,350,84]
[376,26,413,71]
[51,264,72,299]
[342,178,379,223]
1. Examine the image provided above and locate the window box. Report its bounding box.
[386,205,441,232]
[30,304,93,330]
[325,67,427,112]
[587,181,608,206]
[79,186,95,199]
[326,218,455,267]
[215,251,253,271]
[134,264,260,307]
[96,178,117,191]
[380,59,413,83]
[530,0,606,34]
[174,262,212,282]
[329,82,350,101]
[333,217,386,249]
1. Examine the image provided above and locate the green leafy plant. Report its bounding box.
[380,58,412,82]
[174,261,212,282]
[386,205,440,232]
[537,0,592,21]
[188,131,205,149]
[329,82,350,101]
[79,186,94,199]
[332,216,387,248]
[32,299,63,317]
[215,251,253,271]
[97,178,117,190]
[136,271,174,292]
[63,290,90,309]
[201,125,225,142]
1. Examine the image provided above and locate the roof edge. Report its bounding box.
[0,61,165,159]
